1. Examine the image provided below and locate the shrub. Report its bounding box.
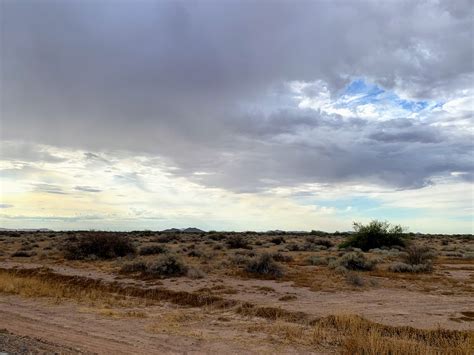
[271,252,293,262]
[146,255,188,277]
[306,238,333,248]
[155,234,179,243]
[402,245,436,265]
[345,272,365,287]
[11,250,36,257]
[271,236,285,245]
[389,245,436,273]
[63,233,136,260]
[226,235,251,249]
[306,255,328,266]
[231,254,252,266]
[388,262,433,273]
[139,244,168,256]
[339,220,407,251]
[120,260,147,273]
[187,249,204,258]
[245,253,284,278]
[286,243,300,252]
[330,252,376,271]
[187,267,206,279]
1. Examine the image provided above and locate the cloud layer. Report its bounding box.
[1,0,473,231]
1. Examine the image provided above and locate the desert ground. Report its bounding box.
[0,229,472,354]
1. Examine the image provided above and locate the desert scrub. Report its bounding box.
[11,250,36,257]
[402,245,436,265]
[139,244,168,256]
[226,235,251,249]
[271,236,285,245]
[345,272,365,287]
[271,252,293,262]
[146,255,188,277]
[120,260,148,273]
[121,255,188,277]
[62,233,136,260]
[388,262,433,273]
[305,237,334,248]
[389,245,436,273]
[306,255,329,266]
[186,267,206,279]
[339,220,407,251]
[245,253,284,278]
[329,251,376,271]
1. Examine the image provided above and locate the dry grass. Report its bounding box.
[0,268,132,306]
[247,315,473,354]
[0,267,472,354]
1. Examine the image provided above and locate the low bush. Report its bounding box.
[345,272,365,287]
[306,238,334,248]
[121,255,189,278]
[339,220,407,251]
[155,234,179,243]
[146,255,188,277]
[271,252,293,262]
[245,253,284,278]
[63,233,136,260]
[402,245,436,265]
[226,235,251,249]
[11,250,36,257]
[306,255,329,266]
[389,245,436,273]
[388,262,433,273]
[330,252,376,271]
[187,250,203,258]
[139,244,168,256]
[286,243,300,252]
[120,260,147,273]
[271,236,285,245]
[187,267,206,279]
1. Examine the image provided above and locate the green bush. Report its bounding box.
[339,220,407,251]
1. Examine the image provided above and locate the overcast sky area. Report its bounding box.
[1,0,473,233]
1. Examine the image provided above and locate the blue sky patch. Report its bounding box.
[336,78,434,119]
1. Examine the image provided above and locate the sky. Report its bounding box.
[0,0,473,233]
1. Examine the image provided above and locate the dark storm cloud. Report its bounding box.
[1,0,473,191]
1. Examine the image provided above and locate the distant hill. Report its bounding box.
[161,227,205,233]
[182,227,205,233]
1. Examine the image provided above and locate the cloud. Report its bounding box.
[74,186,102,193]
[0,1,472,213]
[0,204,13,209]
[33,183,67,195]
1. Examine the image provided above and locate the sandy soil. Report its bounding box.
[0,295,321,355]
[1,261,472,331]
